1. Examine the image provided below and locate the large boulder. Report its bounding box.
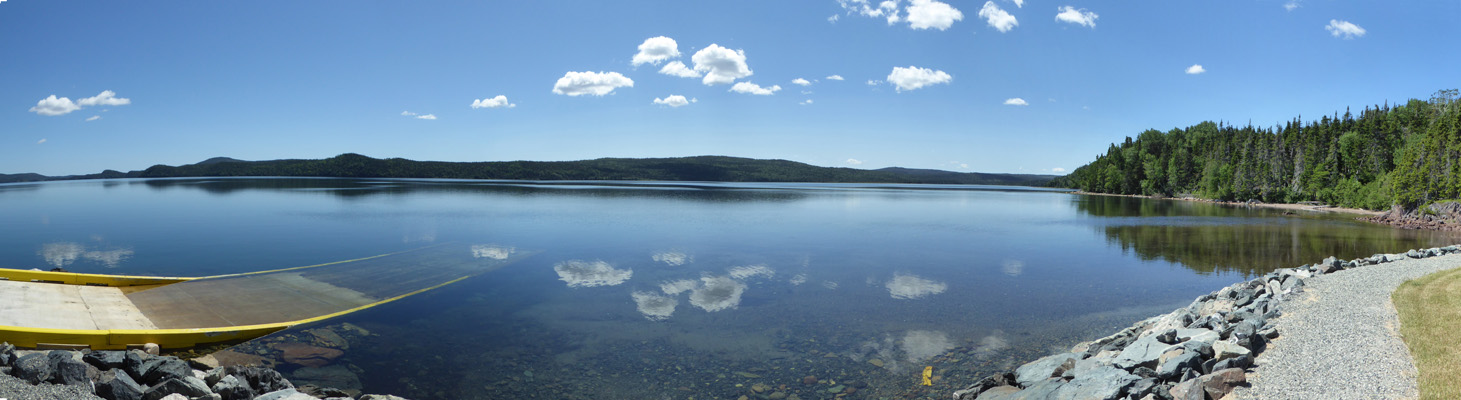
[212,374,257,400]
[142,376,213,400]
[954,372,1017,399]
[207,365,295,394]
[0,342,14,367]
[51,354,95,388]
[86,351,129,371]
[1212,340,1251,362]
[973,386,1021,400]
[1014,353,1081,387]
[96,369,147,400]
[255,389,319,400]
[123,350,151,381]
[1200,368,1247,399]
[1049,366,1139,400]
[14,352,53,384]
[1114,335,1179,370]
[1155,350,1201,381]
[140,357,194,386]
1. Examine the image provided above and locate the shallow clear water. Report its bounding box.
[2,178,1455,399]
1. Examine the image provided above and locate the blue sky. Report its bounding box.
[2,1,1457,176]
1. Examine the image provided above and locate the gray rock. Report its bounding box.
[208,366,294,394]
[211,374,257,400]
[1012,378,1065,399]
[123,350,150,381]
[1114,335,1178,370]
[15,352,53,384]
[1049,366,1139,400]
[1213,340,1251,362]
[1127,378,1157,399]
[1212,353,1253,371]
[973,386,1022,400]
[97,369,147,400]
[142,376,212,400]
[51,354,95,388]
[255,389,318,400]
[140,357,193,386]
[1200,368,1247,399]
[0,342,14,367]
[956,372,1018,399]
[1168,378,1203,400]
[85,351,129,371]
[1014,352,1081,387]
[358,396,410,400]
[1155,350,1201,381]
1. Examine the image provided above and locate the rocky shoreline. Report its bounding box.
[952,245,1461,400]
[1363,201,1461,231]
[0,343,408,400]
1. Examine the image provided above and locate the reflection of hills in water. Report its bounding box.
[1076,195,1461,276]
[140,178,809,202]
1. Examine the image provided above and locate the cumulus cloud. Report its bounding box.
[800,99,814,105]
[658,61,702,78]
[85,115,101,122]
[886,273,948,299]
[652,251,693,265]
[792,78,812,86]
[828,14,840,23]
[632,36,681,66]
[471,244,515,260]
[77,90,131,107]
[1325,19,1365,39]
[1055,6,1098,28]
[977,1,1018,32]
[826,75,845,81]
[653,95,695,107]
[1009,0,1024,7]
[553,71,634,96]
[906,0,963,30]
[886,66,952,92]
[471,95,515,109]
[867,79,883,86]
[29,95,81,116]
[1284,0,1300,11]
[632,291,678,321]
[691,44,753,85]
[660,279,699,295]
[838,0,900,20]
[727,265,775,280]
[689,276,747,312]
[847,158,864,165]
[1004,98,1028,106]
[729,82,781,95]
[553,260,633,287]
[1185,64,1206,74]
[1052,167,1066,172]
[415,114,437,120]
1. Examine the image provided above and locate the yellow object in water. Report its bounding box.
[921,366,933,386]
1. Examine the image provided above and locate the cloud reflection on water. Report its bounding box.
[40,242,134,268]
[1001,259,1024,276]
[688,276,746,312]
[885,273,947,299]
[652,251,692,266]
[553,260,633,287]
[471,245,515,260]
[631,291,679,321]
[726,264,774,279]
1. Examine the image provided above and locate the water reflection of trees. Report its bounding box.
[1078,195,1461,276]
[139,178,808,202]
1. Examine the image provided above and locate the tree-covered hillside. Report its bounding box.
[1053,90,1461,210]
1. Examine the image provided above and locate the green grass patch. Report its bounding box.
[1393,266,1461,400]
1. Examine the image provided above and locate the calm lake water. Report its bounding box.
[2,178,1455,399]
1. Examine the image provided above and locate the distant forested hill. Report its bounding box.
[123,155,1056,186]
[1052,90,1461,210]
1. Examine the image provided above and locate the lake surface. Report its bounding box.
[2,178,1455,399]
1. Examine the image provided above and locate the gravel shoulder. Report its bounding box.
[0,373,104,400]
[1233,253,1461,399]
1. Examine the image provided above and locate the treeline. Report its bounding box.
[1052,90,1461,210]
[136,154,1057,186]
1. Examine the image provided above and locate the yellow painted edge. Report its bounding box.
[0,274,475,350]
[0,269,193,287]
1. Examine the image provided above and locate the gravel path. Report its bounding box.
[1233,253,1461,400]
[0,373,103,400]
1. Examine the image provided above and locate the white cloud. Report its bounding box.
[1185,64,1206,74]
[28,95,81,116]
[792,78,812,86]
[1009,0,1024,8]
[1325,19,1365,39]
[886,273,947,299]
[552,71,634,96]
[729,82,781,95]
[631,291,678,321]
[977,1,1018,32]
[839,0,900,19]
[1052,167,1066,172]
[800,99,814,105]
[40,242,84,267]
[652,251,693,266]
[847,158,864,165]
[401,111,417,116]
[1055,6,1098,28]
[37,139,47,144]
[471,95,516,109]
[828,14,840,23]
[85,115,101,122]
[886,66,952,92]
[826,75,845,81]
[1004,98,1028,106]
[660,279,699,295]
[416,114,437,120]
[867,79,883,86]
[77,90,131,107]
[658,61,702,78]
[553,260,633,287]
[653,95,694,107]
[1283,0,1300,11]
[631,36,681,66]
[691,44,753,85]
[471,245,515,259]
[688,276,747,312]
[906,0,963,30]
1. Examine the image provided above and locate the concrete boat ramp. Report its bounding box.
[0,243,532,349]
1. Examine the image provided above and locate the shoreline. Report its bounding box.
[1070,191,1386,217]
[953,245,1459,400]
